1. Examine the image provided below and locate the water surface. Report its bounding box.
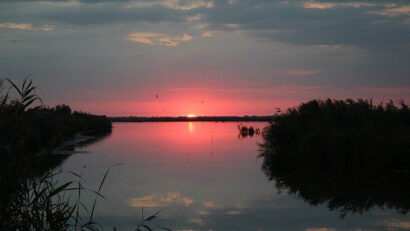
[60,122,410,230]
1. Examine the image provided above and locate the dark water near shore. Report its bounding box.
[59,122,410,230]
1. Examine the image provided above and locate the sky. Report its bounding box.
[0,0,409,116]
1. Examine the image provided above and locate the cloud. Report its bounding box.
[189,218,205,226]
[129,192,194,208]
[269,68,320,76]
[284,69,320,76]
[127,32,157,45]
[226,210,241,215]
[39,0,81,7]
[127,32,192,47]
[197,210,209,216]
[35,3,187,25]
[187,14,203,22]
[358,87,410,95]
[225,23,239,28]
[182,197,194,206]
[125,0,214,11]
[12,0,407,52]
[312,44,342,49]
[382,221,410,229]
[303,2,376,10]
[203,201,218,208]
[305,228,336,231]
[196,1,409,51]
[201,31,215,37]
[0,22,54,31]
[196,23,210,29]
[0,23,32,30]
[41,25,54,31]
[370,5,410,16]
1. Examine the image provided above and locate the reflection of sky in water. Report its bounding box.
[59,122,410,230]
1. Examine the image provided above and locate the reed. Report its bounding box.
[237,124,261,138]
[259,98,410,216]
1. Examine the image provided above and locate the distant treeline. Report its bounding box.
[259,98,410,216]
[111,115,275,122]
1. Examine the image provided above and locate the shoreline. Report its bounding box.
[51,130,112,155]
[50,131,96,155]
[110,116,275,122]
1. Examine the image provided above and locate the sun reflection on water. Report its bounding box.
[188,122,194,133]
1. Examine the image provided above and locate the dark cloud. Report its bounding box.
[3,0,407,51]
[36,4,188,25]
[201,1,410,50]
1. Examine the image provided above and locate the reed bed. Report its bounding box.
[259,99,410,216]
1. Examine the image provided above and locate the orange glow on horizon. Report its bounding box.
[187,113,196,118]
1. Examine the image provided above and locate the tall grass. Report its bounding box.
[3,171,87,230]
[0,79,8,107]
[1,163,166,230]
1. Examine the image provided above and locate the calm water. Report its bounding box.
[59,122,410,230]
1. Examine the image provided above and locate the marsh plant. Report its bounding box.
[259,99,410,216]
[0,78,111,158]
[0,79,168,230]
[237,124,261,138]
[3,171,98,231]
[1,78,112,213]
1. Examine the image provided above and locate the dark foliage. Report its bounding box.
[259,99,410,216]
[0,79,113,230]
[0,104,112,159]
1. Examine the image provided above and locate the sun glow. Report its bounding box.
[187,113,196,118]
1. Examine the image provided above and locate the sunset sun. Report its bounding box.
[187,113,196,118]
